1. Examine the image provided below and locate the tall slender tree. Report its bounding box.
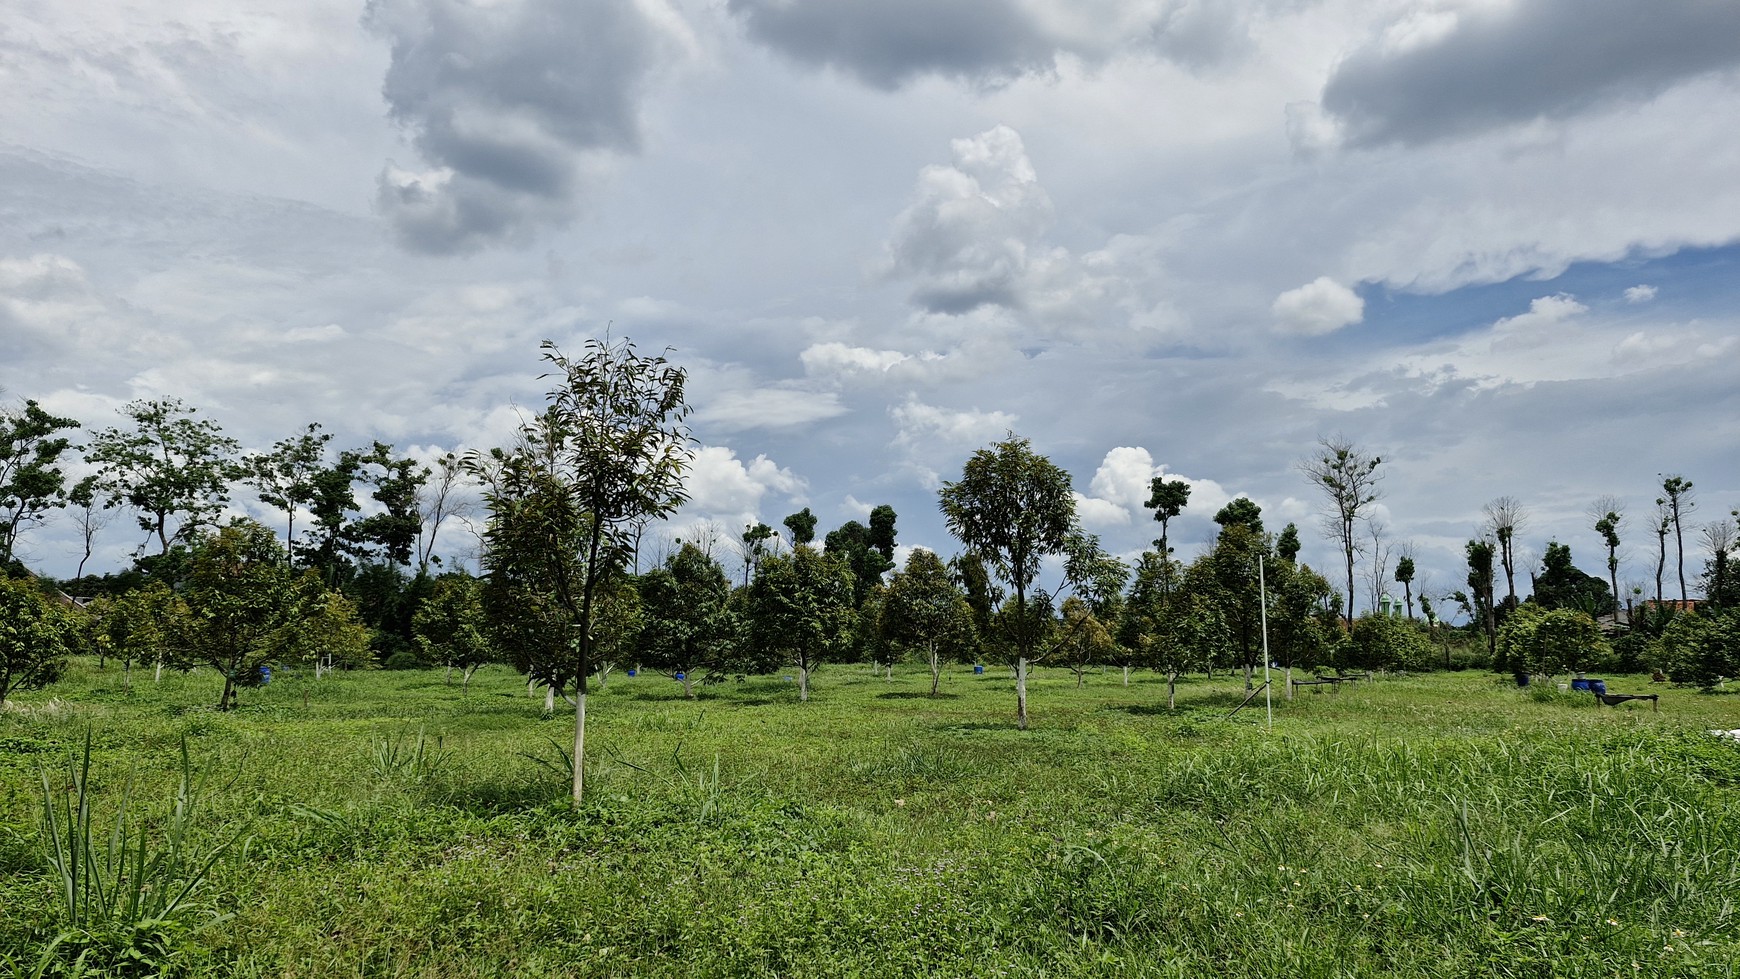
[1144,477,1190,593]
[1589,496,1624,622]
[1394,546,1416,620]
[1482,496,1526,614]
[1659,475,1695,604]
[1299,437,1382,625]
[243,423,331,562]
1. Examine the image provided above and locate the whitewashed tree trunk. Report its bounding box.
[1168,671,1177,710]
[571,689,587,803]
[155,656,164,684]
[1016,656,1030,730]
[681,675,695,699]
[1285,666,1294,700]
[928,643,941,696]
[445,664,453,683]
[798,662,810,702]
[544,684,556,713]
[1123,665,1130,686]
[463,665,477,691]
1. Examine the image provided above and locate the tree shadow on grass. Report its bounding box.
[875,692,962,701]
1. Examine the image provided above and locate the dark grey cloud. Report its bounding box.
[1322,0,1740,147]
[728,0,1060,89]
[728,0,1264,89]
[364,0,691,253]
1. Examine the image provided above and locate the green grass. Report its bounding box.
[3,660,1738,977]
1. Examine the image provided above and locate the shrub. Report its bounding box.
[1341,614,1435,671]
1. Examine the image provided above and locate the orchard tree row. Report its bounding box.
[5,339,1739,805]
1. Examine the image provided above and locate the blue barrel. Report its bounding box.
[627,669,636,677]
[973,664,985,675]
[1590,679,1606,696]
[1570,677,1591,691]
[674,672,686,681]
[259,666,272,684]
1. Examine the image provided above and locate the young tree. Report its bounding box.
[508,337,692,803]
[1589,497,1624,621]
[1275,522,1302,563]
[0,399,81,568]
[242,423,331,562]
[1299,437,1382,625]
[880,548,974,696]
[174,520,370,710]
[1497,605,1611,678]
[412,573,495,687]
[0,576,75,704]
[639,542,738,699]
[85,581,176,690]
[749,545,855,702]
[939,434,1077,730]
[1056,596,1116,688]
[1659,475,1695,604]
[87,398,240,555]
[1482,496,1527,614]
[66,476,109,582]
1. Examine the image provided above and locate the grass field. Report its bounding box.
[3,660,1738,977]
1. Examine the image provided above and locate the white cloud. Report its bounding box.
[889,397,1017,447]
[1272,277,1365,336]
[800,342,910,377]
[682,444,806,518]
[1624,284,1658,304]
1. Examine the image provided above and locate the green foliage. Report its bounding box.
[823,515,896,607]
[0,576,73,704]
[173,520,371,708]
[1143,477,1190,560]
[748,545,855,701]
[86,398,240,556]
[638,543,739,695]
[939,433,1076,667]
[880,549,975,694]
[411,573,494,680]
[1653,609,1740,690]
[1532,541,1615,615]
[1342,613,1435,672]
[782,507,817,546]
[1496,604,1612,677]
[0,399,81,567]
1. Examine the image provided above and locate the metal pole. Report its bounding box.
[1260,555,1272,729]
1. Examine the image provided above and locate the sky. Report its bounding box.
[4,0,1739,617]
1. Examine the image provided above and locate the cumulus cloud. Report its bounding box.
[1068,446,1238,532]
[683,444,806,517]
[1272,277,1365,336]
[882,125,1053,314]
[890,397,1017,447]
[1624,284,1658,304]
[1491,293,1587,348]
[1321,0,1740,147]
[728,0,1256,90]
[365,0,696,253]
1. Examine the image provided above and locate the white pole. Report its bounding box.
[1260,554,1272,729]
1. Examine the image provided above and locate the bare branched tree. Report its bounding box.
[1299,437,1383,625]
[1482,496,1527,611]
[1658,475,1695,604]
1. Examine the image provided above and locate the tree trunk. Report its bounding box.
[1244,661,1253,692]
[1076,669,1084,689]
[798,661,810,702]
[463,666,476,691]
[155,656,164,684]
[928,643,941,696]
[1284,665,1293,701]
[545,684,556,713]
[1016,656,1029,730]
[123,660,131,694]
[682,674,695,700]
[1123,665,1130,686]
[445,664,453,683]
[1167,671,1177,710]
[218,674,235,711]
[571,688,587,805]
